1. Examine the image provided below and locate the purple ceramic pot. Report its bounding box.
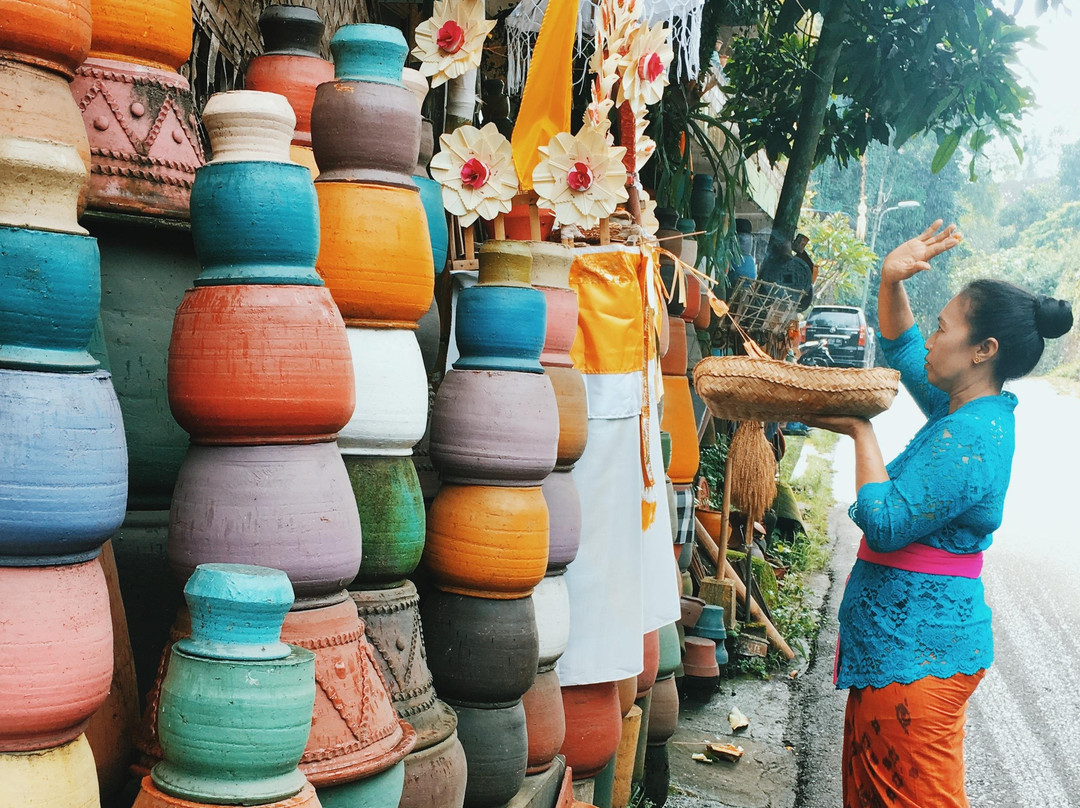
[168,442,362,600]
[541,469,581,570]
[429,369,558,486]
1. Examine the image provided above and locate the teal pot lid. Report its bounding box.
[331,25,407,85]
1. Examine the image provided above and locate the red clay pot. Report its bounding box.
[646,675,679,745]
[485,202,555,241]
[0,561,112,752]
[168,285,354,444]
[660,315,687,376]
[636,630,660,699]
[559,681,622,780]
[245,55,333,146]
[694,293,712,330]
[523,668,566,775]
[546,366,588,470]
[680,275,701,322]
[399,731,468,808]
[681,637,720,678]
[132,777,319,808]
[0,0,91,78]
[539,287,578,369]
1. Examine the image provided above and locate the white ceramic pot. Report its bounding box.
[202,91,296,164]
[0,136,87,234]
[533,571,570,668]
[529,241,573,290]
[339,327,428,456]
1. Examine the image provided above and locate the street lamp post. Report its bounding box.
[861,200,921,309]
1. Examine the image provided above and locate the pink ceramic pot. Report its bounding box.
[429,370,558,486]
[538,287,578,369]
[0,561,112,751]
[168,442,362,599]
[541,470,581,570]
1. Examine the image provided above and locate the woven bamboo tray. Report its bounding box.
[692,356,901,422]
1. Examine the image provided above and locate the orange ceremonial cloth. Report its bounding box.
[843,670,985,808]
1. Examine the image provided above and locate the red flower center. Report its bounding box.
[567,161,594,192]
[437,20,465,54]
[460,157,489,190]
[638,52,664,83]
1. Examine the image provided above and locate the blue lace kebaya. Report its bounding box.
[836,324,1017,689]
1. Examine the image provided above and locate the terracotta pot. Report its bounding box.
[339,327,428,456]
[318,760,405,808]
[416,173,449,274]
[424,484,549,599]
[0,225,99,371]
[451,700,528,808]
[0,734,99,808]
[71,58,204,217]
[486,202,555,241]
[560,682,622,779]
[348,584,454,751]
[681,637,720,678]
[530,241,574,290]
[657,623,681,680]
[315,181,433,325]
[0,59,90,174]
[280,598,417,786]
[637,631,660,698]
[453,284,546,374]
[0,369,127,565]
[646,676,679,745]
[134,778,320,808]
[168,285,354,444]
[0,563,112,752]
[399,731,468,808]
[539,288,579,369]
[0,136,87,234]
[420,589,539,704]
[694,292,712,330]
[546,366,588,470]
[523,668,566,775]
[542,470,581,570]
[660,316,687,375]
[167,442,362,599]
[696,507,725,542]
[0,0,91,77]
[477,240,532,287]
[429,369,558,486]
[680,274,702,323]
[87,0,192,71]
[616,677,637,717]
[533,572,570,668]
[659,375,699,485]
[344,456,426,586]
[679,596,705,629]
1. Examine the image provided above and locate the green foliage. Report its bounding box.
[697,435,731,509]
[797,205,878,305]
[1058,140,1080,202]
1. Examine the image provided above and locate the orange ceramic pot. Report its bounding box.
[523,667,565,775]
[423,485,549,599]
[0,562,112,752]
[660,316,687,376]
[132,777,320,808]
[88,0,193,71]
[636,630,660,699]
[484,203,555,241]
[560,682,622,780]
[315,181,433,326]
[680,275,701,323]
[0,59,90,175]
[245,56,333,147]
[546,366,588,470]
[167,285,354,444]
[0,0,91,78]
[660,375,700,485]
[615,677,637,717]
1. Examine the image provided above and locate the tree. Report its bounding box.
[1057,139,1080,201]
[796,207,876,306]
[718,0,1037,275]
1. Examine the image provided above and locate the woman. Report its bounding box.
[808,221,1073,807]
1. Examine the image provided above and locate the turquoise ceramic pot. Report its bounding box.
[330,24,407,84]
[0,369,127,565]
[688,605,727,642]
[453,285,546,374]
[190,162,322,286]
[153,645,316,805]
[0,224,100,371]
[317,760,405,808]
[416,175,449,274]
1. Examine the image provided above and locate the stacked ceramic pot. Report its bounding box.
[69,0,203,216]
[132,564,322,808]
[425,240,553,807]
[640,622,681,808]
[244,5,334,176]
[0,7,127,805]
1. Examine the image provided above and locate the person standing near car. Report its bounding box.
[805,221,1073,807]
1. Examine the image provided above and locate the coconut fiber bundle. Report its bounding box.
[692,356,900,423]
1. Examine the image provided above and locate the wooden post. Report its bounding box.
[529,202,541,241]
[599,218,610,245]
[493,214,506,240]
[718,447,734,581]
[463,225,475,261]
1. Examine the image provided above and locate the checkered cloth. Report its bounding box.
[673,483,695,545]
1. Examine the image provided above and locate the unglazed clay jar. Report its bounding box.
[560,682,622,779]
[168,442,362,598]
[0,59,91,175]
[522,667,565,775]
[0,563,112,752]
[453,285,547,374]
[134,779,319,808]
[0,370,127,565]
[529,241,573,290]
[429,369,558,486]
[318,760,405,808]
[420,589,539,704]
[538,287,578,368]
[316,181,434,325]
[532,572,570,667]
[423,484,549,599]
[647,675,679,745]
[339,327,428,456]
[660,375,700,485]
[681,273,702,322]
[0,734,100,808]
[451,700,528,808]
[167,285,354,444]
[545,366,588,469]
[660,315,687,375]
[0,0,91,77]
[542,470,581,570]
[399,731,468,808]
[636,630,660,698]
[87,0,193,71]
[0,136,87,233]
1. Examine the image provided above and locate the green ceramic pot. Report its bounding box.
[317,760,405,808]
[343,455,426,587]
[153,646,315,805]
[657,622,681,680]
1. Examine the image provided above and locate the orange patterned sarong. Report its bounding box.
[843,671,985,808]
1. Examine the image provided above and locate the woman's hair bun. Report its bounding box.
[1035,296,1074,340]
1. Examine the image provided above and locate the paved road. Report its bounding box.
[796,378,1080,806]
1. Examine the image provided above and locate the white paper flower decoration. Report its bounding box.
[532,127,629,229]
[412,0,495,87]
[430,123,518,226]
[638,187,658,237]
[617,21,674,114]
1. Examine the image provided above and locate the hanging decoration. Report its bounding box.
[430,123,519,226]
[531,128,628,230]
[616,19,674,114]
[412,0,495,88]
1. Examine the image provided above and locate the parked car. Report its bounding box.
[800,305,875,368]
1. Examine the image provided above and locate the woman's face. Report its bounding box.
[924,294,978,391]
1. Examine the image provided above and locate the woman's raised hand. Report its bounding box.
[880,220,961,284]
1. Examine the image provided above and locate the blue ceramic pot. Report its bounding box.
[0,369,127,565]
[688,605,727,642]
[330,24,407,84]
[0,225,100,371]
[454,285,546,374]
[190,162,322,286]
[415,174,449,274]
[317,760,405,808]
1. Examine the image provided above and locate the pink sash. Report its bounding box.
[856,537,983,579]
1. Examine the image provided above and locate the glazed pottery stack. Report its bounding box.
[69,0,203,216]
[425,240,554,807]
[0,6,128,805]
[132,564,321,808]
[660,311,699,562]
